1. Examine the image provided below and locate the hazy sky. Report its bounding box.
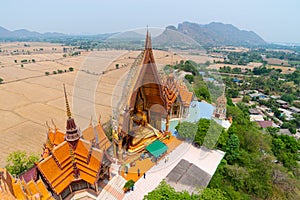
[1,0,299,43]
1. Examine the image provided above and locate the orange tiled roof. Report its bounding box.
[178,84,193,107]
[37,139,103,195]
[163,76,179,111]
[82,124,111,151]
[162,75,193,108]
[48,129,65,146]
[0,168,53,200]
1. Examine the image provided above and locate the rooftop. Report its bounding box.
[289,106,300,113]
[166,159,211,194]
[276,99,288,104]
[257,121,273,128]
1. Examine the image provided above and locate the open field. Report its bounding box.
[174,50,224,64]
[0,42,184,165]
[263,57,290,66]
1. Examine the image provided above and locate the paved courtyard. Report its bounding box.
[123,142,225,200]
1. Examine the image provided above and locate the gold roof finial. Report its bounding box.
[45,121,51,131]
[98,114,102,125]
[89,115,93,127]
[63,84,72,118]
[51,119,57,130]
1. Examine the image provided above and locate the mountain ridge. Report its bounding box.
[175,21,266,46]
[0,22,266,46]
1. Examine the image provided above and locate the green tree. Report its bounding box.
[185,74,194,83]
[0,77,3,84]
[281,94,295,104]
[198,188,228,200]
[176,121,198,140]
[6,150,39,176]
[242,95,250,103]
[144,180,188,200]
[225,134,240,164]
[115,63,119,69]
[195,119,211,146]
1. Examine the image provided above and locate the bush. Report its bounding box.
[124,179,135,190]
[45,72,50,76]
[0,77,3,84]
[185,74,194,83]
[69,67,74,72]
[21,64,24,67]
[6,150,39,176]
[53,71,57,74]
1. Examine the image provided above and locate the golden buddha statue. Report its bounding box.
[127,92,162,153]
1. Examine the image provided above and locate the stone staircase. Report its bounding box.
[97,175,126,200]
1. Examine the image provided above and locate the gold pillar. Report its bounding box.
[113,141,117,158]
[166,113,170,132]
[117,140,123,161]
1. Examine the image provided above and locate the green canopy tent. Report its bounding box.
[146,140,168,159]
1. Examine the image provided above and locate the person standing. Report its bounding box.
[137,168,140,176]
[143,173,146,179]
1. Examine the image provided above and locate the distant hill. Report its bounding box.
[0,26,66,38]
[172,22,266,46]
[153,27,203,49]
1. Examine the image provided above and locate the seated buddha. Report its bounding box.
[127,99,162,153]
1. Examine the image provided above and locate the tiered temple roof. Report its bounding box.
[36,85,111,196]
[213,93,227,120]
[37,140,103,194]
[0,168,53,200]
[162,74,193,109]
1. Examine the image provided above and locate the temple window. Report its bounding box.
[61,187,71,199]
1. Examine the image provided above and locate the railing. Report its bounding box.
[113,51,145,123]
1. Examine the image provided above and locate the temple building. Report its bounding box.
[213,93,227,120]
[212,93,232,130]
[0,168,53,200]
[5,85,113,200]
[162,74,193,119]
[112,30,193,160]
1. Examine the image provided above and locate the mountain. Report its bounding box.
[0,26,66,38]
[173,22,266,46]
[107,31,144,41]
[153,26,203,49]
[0,26,12,37]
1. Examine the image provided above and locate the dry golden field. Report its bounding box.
[0,42,184,165]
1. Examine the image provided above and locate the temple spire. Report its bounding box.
[63,84,81,144]
[63,84,72,119]
[145,26,152,50]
